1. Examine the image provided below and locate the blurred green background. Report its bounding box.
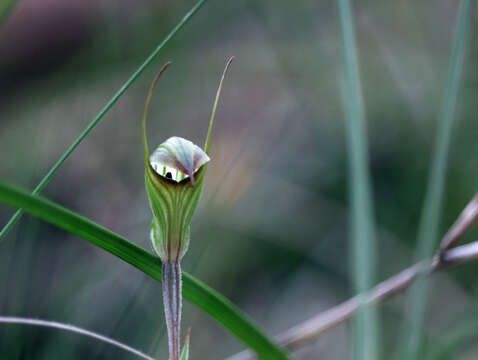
[1,0,478,359]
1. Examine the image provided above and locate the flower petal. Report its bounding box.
[149,136,210,184]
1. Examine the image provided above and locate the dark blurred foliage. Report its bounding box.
[1,1,478,359]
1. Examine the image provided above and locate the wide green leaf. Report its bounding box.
[0,182,290,360]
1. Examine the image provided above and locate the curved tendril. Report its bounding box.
[142,62,172,165]
[0,316,155,360]
[204,56,235,155]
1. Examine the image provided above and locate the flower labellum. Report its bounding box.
[149,136,210,186]
[141,58,234,360]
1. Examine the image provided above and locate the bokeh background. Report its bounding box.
[1,0,478,359]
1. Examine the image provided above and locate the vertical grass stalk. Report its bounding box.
[337,0,378,359]
[399,1,474,358]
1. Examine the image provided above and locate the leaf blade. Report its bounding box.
[0,182,290,360]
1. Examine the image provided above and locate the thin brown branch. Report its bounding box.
[439,192,478,255]
[227,192,478,360]
[0,316,156,360]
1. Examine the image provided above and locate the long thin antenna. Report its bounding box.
[204,56,235,155]
[142,62,172,164]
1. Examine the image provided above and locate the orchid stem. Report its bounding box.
[162,261,182,360]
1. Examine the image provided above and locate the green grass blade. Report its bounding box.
[0,182,290,360]
[0,0,209,242]
[337,0,378,359]
[400,1,474,358]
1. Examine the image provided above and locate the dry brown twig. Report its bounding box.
[227,192,478,360]
[439,192,478,255]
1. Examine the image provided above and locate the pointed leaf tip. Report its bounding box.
[180,328,191,360]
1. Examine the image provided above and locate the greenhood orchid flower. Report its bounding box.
[145,134,210,263]
[141,58,234,360]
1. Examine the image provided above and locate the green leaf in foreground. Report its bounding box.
[0,182,290,360]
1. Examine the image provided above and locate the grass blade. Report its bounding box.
[0,182,290,360]
[0,0,209,242]
[337,0,378,359]
[400,1,474,358]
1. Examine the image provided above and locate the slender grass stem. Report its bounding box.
[0,316,155,360]
[399,1,474,358]
[0,0,209,242]
[337,0,378,359]
[162,261,183,360]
